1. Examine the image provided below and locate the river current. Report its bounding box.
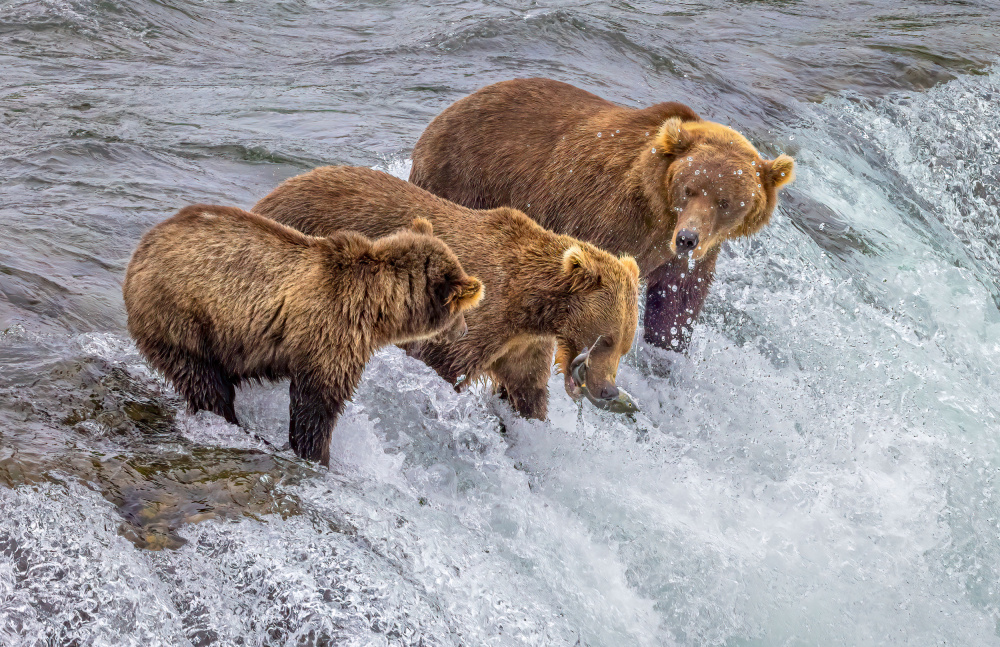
[2,1,1000,645]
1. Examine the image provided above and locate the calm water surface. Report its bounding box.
[2,1,1000,645]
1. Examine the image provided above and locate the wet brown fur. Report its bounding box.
[123,205,482,466]
[409,78,794,351]
[253,166,640,420]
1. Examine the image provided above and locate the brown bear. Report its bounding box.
[252,166,641,420]
[409,77,795,351]
[123,205,482,466]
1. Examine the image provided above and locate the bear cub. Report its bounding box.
[124,205,482,465]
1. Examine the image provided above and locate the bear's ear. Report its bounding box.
[654,117,693,156]
[410,217,434,236]
[619,255,640,281]
[765,154,795,189]
[449,276,484,311]
[562,245,602,291]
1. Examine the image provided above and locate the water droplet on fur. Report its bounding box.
[751,161,756,166]
[756,172,760,176]
[597,132,602,137]
[646,132,650,136]
[737,169,743,175]
[740,201,745,206]
[671,285,678,292]
[789,135,795,140]
[781,172,786,176]
[687,156,693,161]
[680,273,686,278]
[616,130,620,133]
[651,148,656,153]
[695,170,700,175]
[671,327,678,335]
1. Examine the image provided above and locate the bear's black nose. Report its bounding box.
[598,383,619,400]
[676,229,699,252]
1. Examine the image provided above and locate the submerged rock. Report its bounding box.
[0,358,320,550]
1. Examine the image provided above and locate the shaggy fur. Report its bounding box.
[253,167,640,420]
[409,78,795,351]
[124,205,482,465]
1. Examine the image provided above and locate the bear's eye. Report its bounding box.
[718,199,730,210]
[683,186,695,197]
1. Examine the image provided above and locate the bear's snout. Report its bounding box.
[675,229,699,253]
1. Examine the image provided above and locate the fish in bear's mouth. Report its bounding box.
[569,348,640,416]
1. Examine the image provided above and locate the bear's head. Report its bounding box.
[372,218,483,344]
[553,244,640,406]
[649,117,795,261]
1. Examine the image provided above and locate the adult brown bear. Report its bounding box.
[409,78,795,351]
[253,166,640,420]
[124,206,482,465]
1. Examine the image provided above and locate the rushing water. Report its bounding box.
[2,1,1000,645]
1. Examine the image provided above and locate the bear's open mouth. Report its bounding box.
[570,351,589,390]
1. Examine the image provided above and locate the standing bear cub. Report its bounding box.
[409,78,795,351]
[253,166,640,420]
[124,205,482,466]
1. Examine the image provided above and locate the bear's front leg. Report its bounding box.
[288,372,352,466]
[488,339,556,420]
[643,247,719,352]
[496,383,549,420]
